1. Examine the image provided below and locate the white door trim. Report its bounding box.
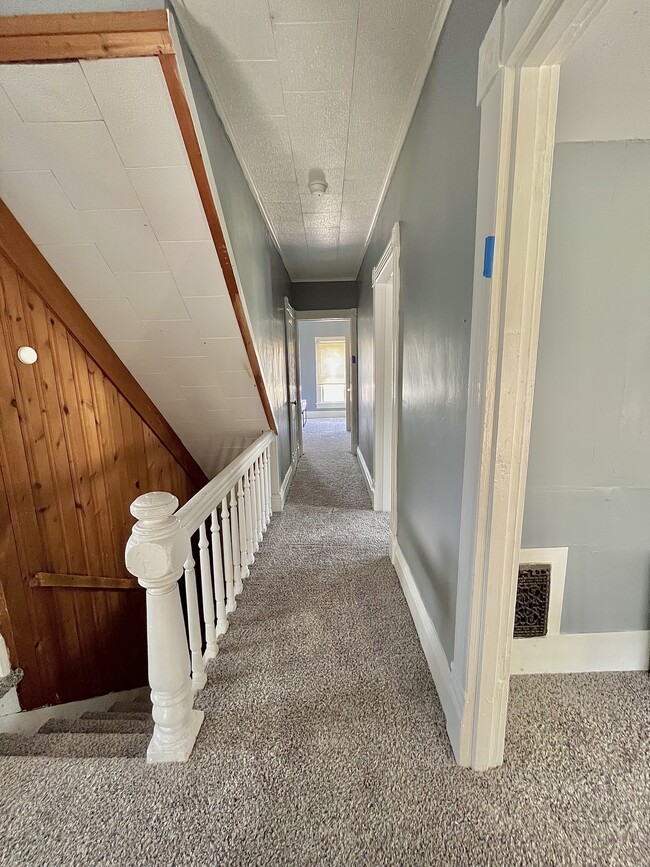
[371,223,401,545]
[294,308,359,455]
[453,0,608,770]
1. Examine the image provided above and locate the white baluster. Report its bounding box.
[250,463,260,553]
[237,477,249,581]
[198,522,218,659]
[211,508,228,637]
[125,492,203,763]
[230,486,243,596]
[244,467,254,564]
[260,451,269,531]
[255,456,264,542]
[183,552,206,692]
[265,446,273,521]
[221,495,236,613]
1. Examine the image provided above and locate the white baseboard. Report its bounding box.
[0,685,149,735]
[272,456,297,513]
[356,446,374,500]
[391,539,462,760]
[511,630,650,675]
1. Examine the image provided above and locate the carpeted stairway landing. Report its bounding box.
[0,696,153,759]
[0,418,648,866]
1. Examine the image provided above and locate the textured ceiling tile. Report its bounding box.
[342,177,385,203]
[167,355,226,387]
[80,297,146,341]
[270,0,359,23]
[118,272,190,321]
[144,320,204,357]
[202,338,250,369]
[160,241,227,297]
[0,63,101,123]
[273,22,356,91]
[110,340,170,375]
[210,60,285,117]
[264,202,303,224]
[179,0,275,60]
[81,58,187,168]
[228,114,296,182]
[300,193,342,215]
[0,171,92,245]
[184,296,240,339]
[285,92,348,169]
[87,209,168,272]
[25,121,140,211]
[0,88,50,172]
[254,175,300,203]
[39,244,124,301]
[303,212,340,232]
[128,166,211,242]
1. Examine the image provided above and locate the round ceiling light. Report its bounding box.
[308,179,328,197]
[17,345,38,365]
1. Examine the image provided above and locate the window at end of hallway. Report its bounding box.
[315,337,346,408]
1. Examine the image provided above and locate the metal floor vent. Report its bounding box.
[514,565,551,638]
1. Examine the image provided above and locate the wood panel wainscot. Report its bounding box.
[0,246,202,710]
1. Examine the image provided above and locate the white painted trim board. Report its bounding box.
[391,540,462,761]
[356,446,374,501]
[511,630,650,675]
[272,455,297,513]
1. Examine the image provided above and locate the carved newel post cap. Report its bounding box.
[130,491,179,522]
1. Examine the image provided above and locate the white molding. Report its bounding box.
[272,455,296,513]
[372,223,400,520]
[392,541,462,760]
[0,686,149,735]
[457,0,608,771]
[477,3,504,105]
[356,446,374,500]
[519,546,568,635]
[511,631,650,675]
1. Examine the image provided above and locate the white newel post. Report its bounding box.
[125,492,204,763]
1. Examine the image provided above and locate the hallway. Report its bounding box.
[1,419,648,865]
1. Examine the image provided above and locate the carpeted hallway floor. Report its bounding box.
[1,418,648,866]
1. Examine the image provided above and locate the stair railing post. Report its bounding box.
[125,491,204,763]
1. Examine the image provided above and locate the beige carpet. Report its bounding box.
[0,419,648,866]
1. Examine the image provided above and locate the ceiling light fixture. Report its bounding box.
[307,169,328,198]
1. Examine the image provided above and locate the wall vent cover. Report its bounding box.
[514,565,551,638]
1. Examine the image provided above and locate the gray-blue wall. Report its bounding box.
[357,0,500,660]
[292,281,358,311]
[522,140,650,634]
[173,13,293,479]
[298,320,350,412]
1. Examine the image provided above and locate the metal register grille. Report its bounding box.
[514,565,551,638]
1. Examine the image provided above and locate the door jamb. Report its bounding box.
[453,0,608,770]
[371,223,401,545]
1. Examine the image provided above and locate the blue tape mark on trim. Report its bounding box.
[483,235,495,278]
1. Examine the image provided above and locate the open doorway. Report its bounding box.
[295,310,358,458]
[456,0,650,770]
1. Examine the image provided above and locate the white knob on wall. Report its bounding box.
[17,346,38,365]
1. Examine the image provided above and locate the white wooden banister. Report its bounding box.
[125,432,277,763]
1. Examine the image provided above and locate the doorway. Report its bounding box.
[371,224,400,521]
[294,309,358,458]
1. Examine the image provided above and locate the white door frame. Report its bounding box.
[371,223,401,535]
[294,308,359,457]
[284,297,301,469]
[452,0,608,770]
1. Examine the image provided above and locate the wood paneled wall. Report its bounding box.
[0,250,200,710]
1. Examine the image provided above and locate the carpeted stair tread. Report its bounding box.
[0,732,149,758]
[109,699,152,713]
[38,717,153,735]
[80,710,152,721]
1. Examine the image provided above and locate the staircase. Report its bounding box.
[0,694,153,759]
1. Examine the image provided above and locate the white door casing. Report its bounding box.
[453,0,608,770]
